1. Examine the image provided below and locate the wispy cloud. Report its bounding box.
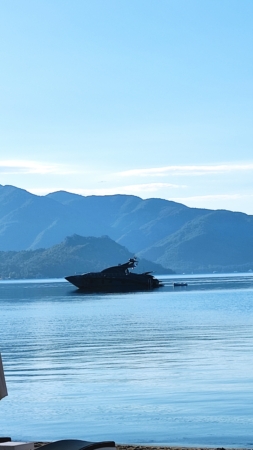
[30,182,185,197]
[117,163,253,178]
[0,160,80,175]
[2,160,253,179]
[171,193,253,202]
[0,160,62,175]
[115,182,185,193]
[169,193,253,214]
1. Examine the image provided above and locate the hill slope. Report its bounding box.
[1,184,253,273]
[0,234,173,279]
[139,209,253,272]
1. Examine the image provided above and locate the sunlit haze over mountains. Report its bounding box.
[0,1,252,214]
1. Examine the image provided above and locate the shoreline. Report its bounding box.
[33,444,252,450]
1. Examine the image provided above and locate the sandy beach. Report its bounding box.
[33,444,249,450]
[117,446,240,450]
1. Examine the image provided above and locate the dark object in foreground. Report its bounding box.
[65,258,163,292]
[173,282,188,287]
[38,440,115,450]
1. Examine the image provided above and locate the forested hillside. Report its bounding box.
[1,184,253,273]
[0,234,173,279]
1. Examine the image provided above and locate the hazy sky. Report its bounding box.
[1,0,252,214]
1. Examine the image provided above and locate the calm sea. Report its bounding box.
[0,274,253,447]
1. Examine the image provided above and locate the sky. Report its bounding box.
[0,0,253,214]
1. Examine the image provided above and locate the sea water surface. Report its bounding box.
[0,274,253,447]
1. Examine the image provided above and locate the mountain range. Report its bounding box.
[1,184,253,273]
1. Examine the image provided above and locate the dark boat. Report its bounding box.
[65,258,163,292]
[173,282,188,287]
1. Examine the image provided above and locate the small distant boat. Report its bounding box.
[173,282,188,287]
[65,257,163,292]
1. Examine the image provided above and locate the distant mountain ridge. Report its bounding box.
[1,184,253,273]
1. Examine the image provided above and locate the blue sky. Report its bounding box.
[0,0,253,214]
